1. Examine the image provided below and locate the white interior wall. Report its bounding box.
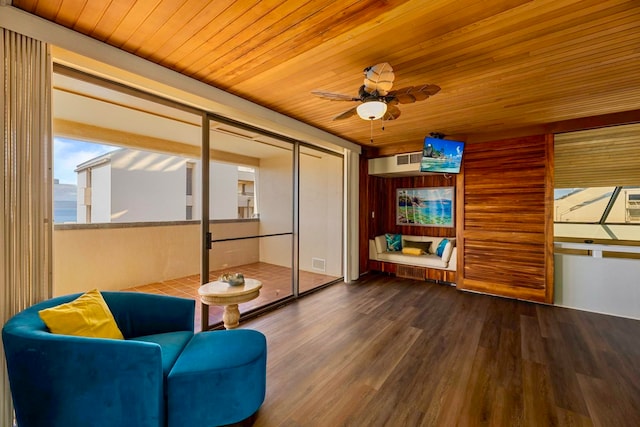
[258,153,293,268]
[345,149,360,281]
[299,152,343,276]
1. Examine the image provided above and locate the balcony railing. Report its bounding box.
[53,219,262,296]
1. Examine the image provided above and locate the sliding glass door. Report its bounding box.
[52,67,204,298]
[51,64,346,332]
[199,117,346,328]
[298,145,344,292]
[200,117,295,329]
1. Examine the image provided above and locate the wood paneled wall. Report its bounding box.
[359,159,456,273]
[457,134,554,303]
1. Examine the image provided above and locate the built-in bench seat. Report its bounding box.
[369,234,457,283]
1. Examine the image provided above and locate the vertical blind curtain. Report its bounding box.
[1,28,52,426]
[554,123,640,188]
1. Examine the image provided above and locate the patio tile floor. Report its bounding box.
[124,262,339,331]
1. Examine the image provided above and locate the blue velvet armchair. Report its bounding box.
[3,292,195,427]
[3,291,267,427]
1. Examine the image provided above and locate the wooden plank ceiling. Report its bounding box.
[11,0,640,150]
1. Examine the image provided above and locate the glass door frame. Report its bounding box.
[199,113,344,330]
[50,65,347,330]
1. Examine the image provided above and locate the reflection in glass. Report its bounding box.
[554,187,615,223]
[554,187,640,224]
[606,187,640,223]
[555,186,640,242]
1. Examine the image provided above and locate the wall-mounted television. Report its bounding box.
[420,137,465,174]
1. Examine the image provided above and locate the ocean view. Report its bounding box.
[54,182,77,223]
[54,200,77,223]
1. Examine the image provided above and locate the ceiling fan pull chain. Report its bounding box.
[370,119,374,144]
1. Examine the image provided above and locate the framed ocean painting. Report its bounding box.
[396,187,454,227]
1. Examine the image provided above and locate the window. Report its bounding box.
[554,187,615,223]
[554,187,640,224]
[186,163,194,196]
[186,162,195,220]
[554,124,640,242]
[605,188,640,223]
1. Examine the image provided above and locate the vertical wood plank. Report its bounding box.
[458,134,553,303]
[456,159,465,287]
[544,133,555,303]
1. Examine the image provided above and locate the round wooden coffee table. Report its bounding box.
[198,278,262,330]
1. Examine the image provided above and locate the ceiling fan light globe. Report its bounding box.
[357,100,387,120]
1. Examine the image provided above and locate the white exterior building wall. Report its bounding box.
[76,170,88,223]
[110,150,187,222]
[91,163,112,223]
[76,149,255,223]
[210,162,240,220]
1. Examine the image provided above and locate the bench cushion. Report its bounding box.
[378,251,448,268]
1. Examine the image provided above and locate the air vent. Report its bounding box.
[368,152,424,177]
[311,258,326,272]
[396,265,426,280]
[396,154,409,165]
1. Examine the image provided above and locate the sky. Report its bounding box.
[54,138,118,184]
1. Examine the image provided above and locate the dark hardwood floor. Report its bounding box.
[241,273,640,427]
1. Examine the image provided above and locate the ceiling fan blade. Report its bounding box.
[388,84,441,104]
[383,104,401,121]
[363,62,395,96]
[311,90,359,102]
[333,106,358,120]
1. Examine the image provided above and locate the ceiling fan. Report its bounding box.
[312,63,440,121]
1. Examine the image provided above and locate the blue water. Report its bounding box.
[420,200,452,221]
[420,158,461,174]
[399,200,452,225]
[54,201,77,223]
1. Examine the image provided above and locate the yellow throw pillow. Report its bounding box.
[403,240,431,253]
[38,289,124,340]
[402,247,423,256]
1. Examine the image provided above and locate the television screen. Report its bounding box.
[420,137,465,174]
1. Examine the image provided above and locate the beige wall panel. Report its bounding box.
[53,221,260,295]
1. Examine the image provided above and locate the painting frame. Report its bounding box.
[396,187,455,227]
